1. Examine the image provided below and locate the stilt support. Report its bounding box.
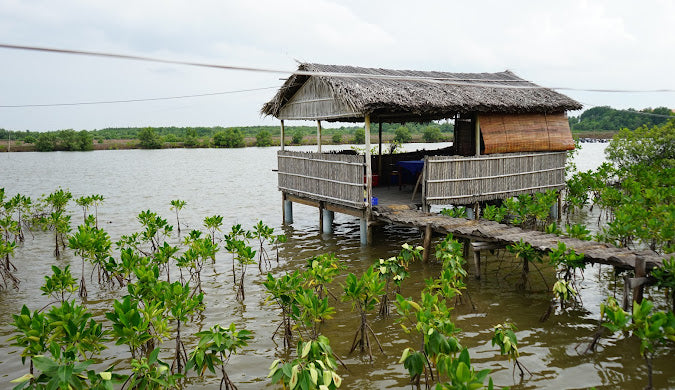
[283,198,293,225]
[360,218,368,246]
[422,224,432,263]
[322,209,334,234]
[633,257,646,306]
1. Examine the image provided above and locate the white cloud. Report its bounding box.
[0,0,673,131]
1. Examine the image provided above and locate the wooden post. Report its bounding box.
[378,122,383,176]
[557,191,563,222]
[318,202,324,233]
[473,202,479,220]
[622,274,631,311]
[473,250,481,279]
[422,156,428,212]
[316,120,322,153]
[633,257,646,306]
[463,239,470,259]
[280,120,285,151]
[474,114,480,156]
[422,224,432,263]
[365,115,372,219]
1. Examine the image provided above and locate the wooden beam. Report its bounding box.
[316,120,322,153]
[633,257,646,305]
[365,115,372,219]
[378,122,383,176]
[280,120,285,151]
[474,114,480,156]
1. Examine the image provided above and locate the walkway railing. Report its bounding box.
[423,151,567,206]
[277,150,366,208]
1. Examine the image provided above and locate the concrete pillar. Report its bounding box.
[283,199,293,224]
[322,209,334,234]
[465,207,475,220]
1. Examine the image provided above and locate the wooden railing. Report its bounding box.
[277,151,366,208]
[423,152,567,206]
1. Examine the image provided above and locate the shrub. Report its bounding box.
[332,133,342,144]
[256,130,272,147]
[213,129,244,148]
[292,130,304,145]
[35,133,56,152]
[353,128,365,144]
[423,126,443,143]
[138,128,162,149]
[394,126,412,143]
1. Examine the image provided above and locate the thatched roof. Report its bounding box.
[261,63,582,123]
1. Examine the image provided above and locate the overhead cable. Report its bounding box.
[2,43,674,93]
[0,86,280,108]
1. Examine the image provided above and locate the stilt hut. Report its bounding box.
[261,63,582,244]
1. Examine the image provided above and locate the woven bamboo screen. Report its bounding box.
[479,113,574,154]
[424,151,566,205]
[278,150,366,208]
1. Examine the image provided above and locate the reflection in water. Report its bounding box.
[0,143,672,389]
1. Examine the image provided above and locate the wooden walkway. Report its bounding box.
[373,205,665,271]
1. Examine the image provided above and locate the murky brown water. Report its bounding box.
[0,143,673,389]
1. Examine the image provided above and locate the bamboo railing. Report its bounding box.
[278,150,366,208]
[423,152,567,206]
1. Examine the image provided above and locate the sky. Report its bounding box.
[1,0,674,132]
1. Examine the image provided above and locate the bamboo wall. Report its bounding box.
[424,152,567,205]
[278,150,366,208]
[278,77,360,121]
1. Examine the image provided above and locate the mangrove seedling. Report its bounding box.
[491,322,531,380]
[124,347,181,390]
[40,265,78,304]
[263,270,303,349]
[598,297,675,390]
[163,281,205,374]
[341,266,386,360]
[268,336,342,390]
[304,253,344,301]
[293,288,336,341]
[187,323,252,390]
[170,199,187,235]
[68,216,112,298]
[252,220,275,273]
[507,240,547,290]
[203,214,224,247]
[225,224,252,284]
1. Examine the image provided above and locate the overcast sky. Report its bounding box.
[1,0,673,132]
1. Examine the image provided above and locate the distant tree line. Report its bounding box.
[0,121,455,151]
[569,106,674,131]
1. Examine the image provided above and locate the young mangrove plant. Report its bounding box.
[375,243,421,317]
[491,322,531,380]
[264,270,303,349]
[440,206,467,218]
[123,348,181,390]
[137,210,173,254]
[341,266,386,360]
[234,242,256,302]
[187,323,252,390]
[252,220,275,273]
[40,265,78,304]
[506,240,547,290]
[164,281,205,374]
[652,257,675,312]
[597,297,675,390]
[225,224,252,284]
[170,199,187,235]
[304,253,344,301]
[268,336,342,390]
[68,216,112,298]
[203,214,224,247]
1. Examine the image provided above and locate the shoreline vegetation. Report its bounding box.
[0,127,617,153]
[3,102,674,152]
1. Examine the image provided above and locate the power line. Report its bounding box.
[0,86,280,108]
[2,43,675,93]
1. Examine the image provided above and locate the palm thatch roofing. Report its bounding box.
[261,63,582,123]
